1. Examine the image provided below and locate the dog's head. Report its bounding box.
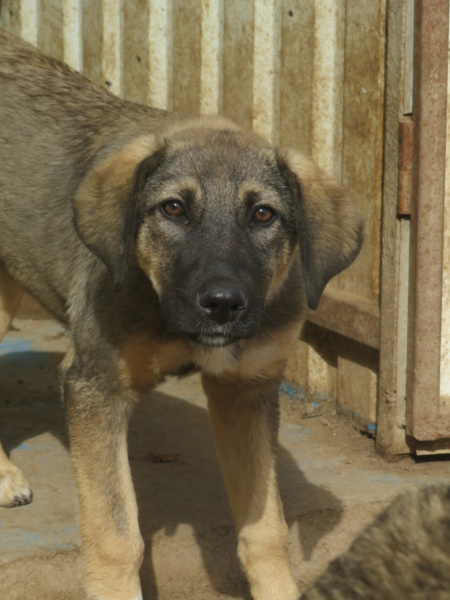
[74,119,363,347]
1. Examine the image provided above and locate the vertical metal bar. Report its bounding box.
[252,0,281,144]
[102,0,124,96]
[148,0,173,110]
[402,0,414,115]
[63,0,83,72]
[307,0,345,396]
[439,2,450,409]
[200,0,224,115]
[408,0,449,440]
[311,0,345,179]
[20,0,40,46]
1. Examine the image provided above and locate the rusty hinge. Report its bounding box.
[397,118,413,216]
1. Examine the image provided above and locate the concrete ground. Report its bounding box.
[0,310,449,599]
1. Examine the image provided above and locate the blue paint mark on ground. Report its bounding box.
[280,380,333,407]
[337,405,377,434]
[0,337,32,355]
[14,443,34,452]
[279,380,306,401]
[0,525,78,554]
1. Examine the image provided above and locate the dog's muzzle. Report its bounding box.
[197,278,248,325]
[184,277,249,347]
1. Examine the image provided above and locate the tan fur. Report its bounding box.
[280,149,361,266]
[119,334,191,393]
[266,242,300,304]
[0,266,31,507]
[135,174,203,298]
[74,134,160,276]
[203,374,299,600]
[0,441,32,507]
[65,377,144,600]
[75,134,159,226]
[0,265,23,339]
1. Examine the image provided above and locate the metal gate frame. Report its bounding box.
[378,0,450,456]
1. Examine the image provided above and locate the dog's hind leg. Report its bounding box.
[0,264,23,341]
[0,441,33,507]
[0,265,32,507]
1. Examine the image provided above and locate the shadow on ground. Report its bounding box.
[0,350,343,598]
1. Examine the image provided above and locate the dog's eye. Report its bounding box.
[161,200,186,218]
[252,206,276,225]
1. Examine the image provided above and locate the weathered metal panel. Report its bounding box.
[102,0,123,96]
[81,0,102,87]
[335,0,385,431]
[148,0,173,110]
[307,288,380,350]
[20,0,39,44]
[340,0,385,299]
[200,0,223,115]
[123,0,148,105]
[1,0,389,437]
[39,0,63,58]
[337,340,379,433]
[311,0,345,180]
[252,0,281,145]
[223,0,253,129]
[62,0,82,71]
[279,0,313,154]
[172,0,201,114]
[305,0,345,403]
[0,0,22,37]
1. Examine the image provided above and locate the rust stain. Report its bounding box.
[397,118,413,215]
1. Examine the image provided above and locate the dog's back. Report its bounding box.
[0,31,172,319]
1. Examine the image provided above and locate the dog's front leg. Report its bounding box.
[64,372,143,600]
[202,374,299,600]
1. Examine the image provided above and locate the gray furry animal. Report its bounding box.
[301,485,450,600]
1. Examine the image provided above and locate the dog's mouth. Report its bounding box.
[182,323,249,347]
[187,331,239,347]
[194,334,237,347]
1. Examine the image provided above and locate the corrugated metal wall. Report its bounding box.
[0,0,386,432]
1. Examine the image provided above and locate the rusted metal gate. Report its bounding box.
[1,0,449,455]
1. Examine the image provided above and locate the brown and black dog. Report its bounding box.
[0,31,362,600]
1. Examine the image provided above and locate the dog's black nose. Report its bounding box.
[198,280,247,325]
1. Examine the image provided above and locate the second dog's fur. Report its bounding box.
[302,485,450,600]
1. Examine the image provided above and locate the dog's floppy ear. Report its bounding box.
[74,135,163,290]
[278,149,363,309]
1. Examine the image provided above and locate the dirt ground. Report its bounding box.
[0,306,449,599]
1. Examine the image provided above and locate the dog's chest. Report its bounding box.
[119,326,301,393]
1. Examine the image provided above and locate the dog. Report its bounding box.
[0,31,363,600]
[301,485,450,599]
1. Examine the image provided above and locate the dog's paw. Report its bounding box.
[0,467,33,507]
